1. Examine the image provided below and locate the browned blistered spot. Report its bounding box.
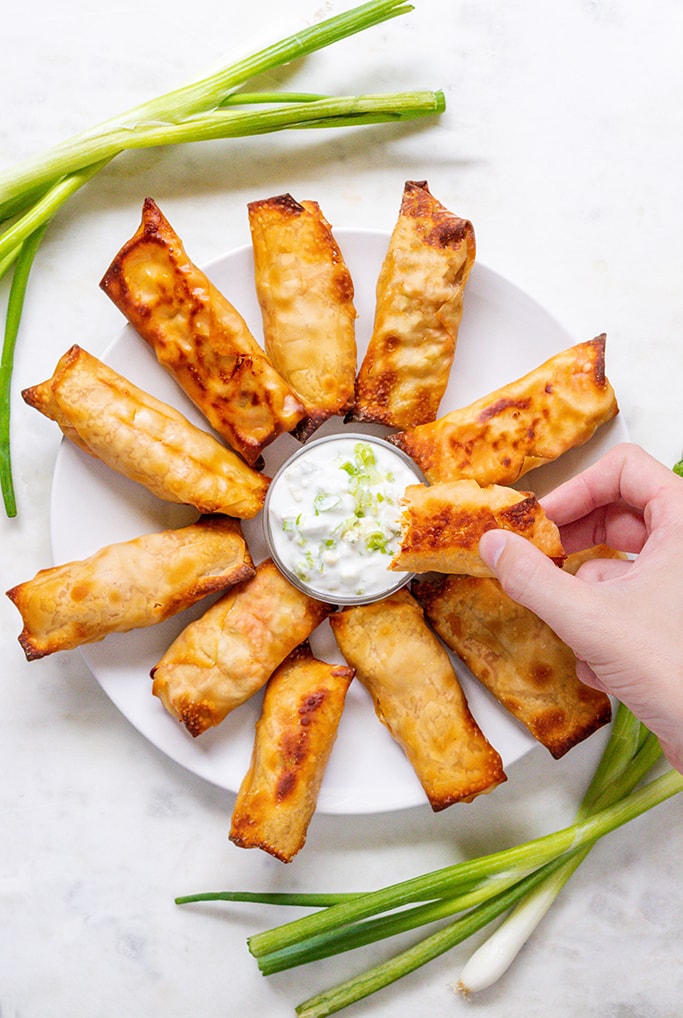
[331,664,355,680]
[411,574,448,612]
[276,739,306,800]
[177,700,217,739]
[353,369,397,421]
[403,505,492,553]
[276,772,297,801]
[185,360,207,395]
[250,192,305,217]
[396,179,475,252]
[292,412,327,442]
[333,264,355,304]
[533,708,568,738]
[478,397,532,422]
[274,689,329,802]
[70,583,91,603]
[425,219,473,250]
[497,496,538,535]
[284,728,308,764]
[530,662,553,687]
[589,333,607,386]
[298,691,326,726]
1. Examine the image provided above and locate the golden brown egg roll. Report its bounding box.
[248,193,357,441]
[390,336,619,484]
[390,479,565,576]
[349,180,476,430]
[151,559,335,737]
[6,515,254,661]
[100,197,305,465]
[229,642,354,862]
[412,546,620,758]
[329,590,506,811]
[22,345,270,518]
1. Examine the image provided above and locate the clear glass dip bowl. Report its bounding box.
[263,432,424,606]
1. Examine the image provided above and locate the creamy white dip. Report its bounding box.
[265,434,420,603]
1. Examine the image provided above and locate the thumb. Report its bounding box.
[478,529,583,630]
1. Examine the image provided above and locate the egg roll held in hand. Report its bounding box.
[100,197,305,465]
[412,546,619,759]
[6,515,254,661]
[390,478,565,576]
[230,642,354,862]
[248,193,357,441]
[349,179,476,430]
[22,345,270,518]
[390,336,619,485]
[329,590,505,811]
[151,559,335,737]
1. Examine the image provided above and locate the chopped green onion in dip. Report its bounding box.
[265,435,420,602]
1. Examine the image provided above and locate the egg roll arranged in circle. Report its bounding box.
[230,642,354,862]
[330,589,506,812]
[100,197,305,465]
[151,559,335,738]
[349,179,476,430]
[412,545,619,759]
[22,345,270,518]
[248,193,357,441]
[7,515,254,661]
[390,335,619,485]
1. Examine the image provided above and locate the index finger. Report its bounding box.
[540,442,680,529]
[554,502,647,555]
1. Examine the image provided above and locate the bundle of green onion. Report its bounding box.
[176,702,682,1016]
[0,0,444,518]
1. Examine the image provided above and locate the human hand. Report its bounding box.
[479,443,683,773]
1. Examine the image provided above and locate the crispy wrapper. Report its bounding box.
[391,479,565,576]
[229,642,354,862]
[100,197,305,465]
[151,559,334,737]
[22,346,270,518]
[349,180,476,430]
[329,590,506,811]
[248,194,357,441]
[6,516,254,661]
[412,546,621,758]
[390,336,619,484]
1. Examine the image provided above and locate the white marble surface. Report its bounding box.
[1,1,682,1015]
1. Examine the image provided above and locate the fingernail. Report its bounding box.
[479,529,507,569]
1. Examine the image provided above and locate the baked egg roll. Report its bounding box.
[100,197,305,465]
[151,559,335,737]
[412,546,620,758]
[350,180,476,430]
[390,479,565,576]
[6,515,254,661]
[248,193,357,440]
[22,345,270,518]
[390,336,618,485]
[229,642,354,862]
[329,590,506,811]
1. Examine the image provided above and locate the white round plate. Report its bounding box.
[50,228,628,814]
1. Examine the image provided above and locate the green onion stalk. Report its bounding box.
[0,0,445,516]
[176,703,682,1017]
